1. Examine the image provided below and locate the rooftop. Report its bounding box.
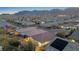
[16,27,54,43]
[16,27,48,36]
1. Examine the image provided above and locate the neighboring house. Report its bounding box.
[39,21,58,28]
[75,24,79,30]
[0,20,11,27]
[22,21,35,26]
[71,30,79,43]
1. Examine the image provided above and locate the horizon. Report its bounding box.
[0,7,66,14]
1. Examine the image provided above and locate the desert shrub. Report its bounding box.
[8,39,20,47]
[56,31,66,38]
[3,39,20,51]
[20,37,39,51]
[0,28,4,34]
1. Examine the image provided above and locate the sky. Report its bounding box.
[0,7,66,14]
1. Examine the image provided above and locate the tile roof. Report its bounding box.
[16,27,54,43]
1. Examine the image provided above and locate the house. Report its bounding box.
[22,21,35,26]
[71,30,79,43]
[39,20,58,28]
[75,24,79,30]
[0,20,11,28]
[16,27,54,43]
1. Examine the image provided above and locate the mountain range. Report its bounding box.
[14,7,79,15]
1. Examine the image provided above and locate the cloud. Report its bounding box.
[0,11,17,14]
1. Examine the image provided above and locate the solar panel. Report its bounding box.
[50,38,68,51]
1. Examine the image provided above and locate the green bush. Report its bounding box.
[8,39,20,47]
[0,28,4,34]
[56,31,66,38]
[20,40,38,51]
[3,39,20,51]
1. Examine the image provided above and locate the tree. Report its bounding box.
[2,38,9,51]
[65,28,75,38]
[56,28,76,38]
[56,31,66,38]
[0,28,4,34]
[9,39,20,47]
[3,39,20,51]
[21,41,36,51]
[20,36,39,51]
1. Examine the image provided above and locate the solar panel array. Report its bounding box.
[50,38,68,51]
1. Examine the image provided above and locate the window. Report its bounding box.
[50,38,68,51]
